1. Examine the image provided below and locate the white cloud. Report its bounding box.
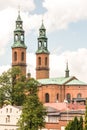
[50,48,87,82]
[0,0,35,11]
[0,48,87,82]
[0,65,11,75]
[0,0,87,56]
[0,0,87,83]
[26,48,87,82]
[43,0,87,31]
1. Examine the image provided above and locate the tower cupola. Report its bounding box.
[36,21,50,79]
[12,10,27,49]
[36,20,49,54]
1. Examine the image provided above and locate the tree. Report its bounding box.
[65,121,73,130]
[0,67,26,106]
[78,116,83,130]
[84,98,87,130]
[65,116,83,130]
[18,78,47,130]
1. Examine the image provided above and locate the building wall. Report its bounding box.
[0,105,21,130]
[38,84,87,103]
[65,85,87,99]
[12,47,26,76]
[38,85,60,103]
[36,53,49,79]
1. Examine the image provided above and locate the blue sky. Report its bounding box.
[0,0,87,82]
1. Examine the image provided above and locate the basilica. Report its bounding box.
[12,11,87,104]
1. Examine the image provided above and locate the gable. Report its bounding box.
[38,76,87,86]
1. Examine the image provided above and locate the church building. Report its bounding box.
[11,11,87,104]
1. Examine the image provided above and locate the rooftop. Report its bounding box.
[38,76,87,86]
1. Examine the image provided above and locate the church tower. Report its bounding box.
[36,21,50,79]
[12,10,27,76]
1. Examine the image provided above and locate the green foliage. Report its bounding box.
[65,116,83,130]
[18,78,47,130]
[78,116,83,130]
[84,99,87,130]
[0,67,26,106]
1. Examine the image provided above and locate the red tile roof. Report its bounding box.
[44,102,85,112]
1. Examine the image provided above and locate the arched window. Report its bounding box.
[45,93,49,103]
[21,52,24,61]
[77,93,82,98]
[14,52,17,61]
[56,93,59,100]
[66,93,71,102]
[15,34,18,41]
[39,42,41,48]
[21,35,24,41]
[45,57,47,65]
[38,57,41,65]
[44,42,47,48]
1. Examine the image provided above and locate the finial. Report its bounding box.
[40,15,45,30]
[18,5,20,16]
[16,5,22,21]
[66,60,68,70]
[42,15,44,24]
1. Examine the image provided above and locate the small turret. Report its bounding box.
[65,61,69,78]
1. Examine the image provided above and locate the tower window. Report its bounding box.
[66,93,71,103]
[45,93,49,103]
[38,57,41,65]
[21,52,24,61]
[21,35,24,41]
[14,52,17,61]
[15,34,18,41]
[45,57,47,65]
[39,42,41,48]
[44,42,47,48]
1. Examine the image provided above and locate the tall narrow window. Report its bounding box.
[38,57,41,65]
[21,52,24,61]
[45,93,49,103]
[66,93,71,103]
[14,52,17,61]
[15,34,18,41]
[44,42,47,48]
[45,57,47,65]
[6,115,10,123]
[21,35,24,41]
[39,42,41,48]
[56,93,59,100]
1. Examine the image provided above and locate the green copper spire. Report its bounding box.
[12,10,27,49]
[36,20,49,54]
[65,61,69,77]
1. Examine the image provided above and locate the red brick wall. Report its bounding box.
[36,53,49,79]
[38,84,87,103]
[12,47,26,76]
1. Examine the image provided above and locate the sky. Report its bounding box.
[0,0,87,82]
